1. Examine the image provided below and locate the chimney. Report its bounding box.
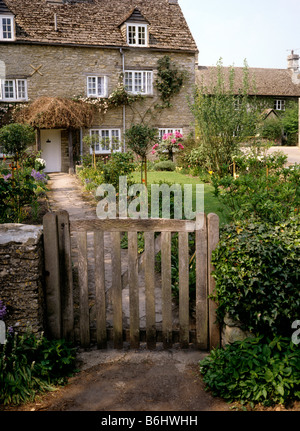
[287,50,299,73]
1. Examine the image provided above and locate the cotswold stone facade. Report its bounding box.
[0,0,198,172]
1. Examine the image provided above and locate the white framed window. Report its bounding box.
[0,15,14,41]
[274,99,285,111]
[124,70,153,95]
[89,129,121,154]
[0,79,27,101]
[126,23,148,46]
[87,76,108,98]
[158,128,183,141]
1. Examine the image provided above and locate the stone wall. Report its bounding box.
[0,224,45,334]
[221,314,254,346]
[1,44,196,161]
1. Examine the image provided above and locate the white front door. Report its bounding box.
[41,130,62,173]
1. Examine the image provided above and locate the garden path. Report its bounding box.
[41,172,234,412]
[46,173,169,338]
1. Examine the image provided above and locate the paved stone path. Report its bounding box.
[47,173,171,342]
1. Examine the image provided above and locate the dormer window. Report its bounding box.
[127,23,148,47]
[0,15,14,41]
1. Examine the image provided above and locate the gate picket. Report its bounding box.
[111,231,123,349]
[128,231,140,349]
[77,231,90,348]
[179,232,190,349]
[161,231,172,348]
[94,231,107,349]
[144,231,156,350]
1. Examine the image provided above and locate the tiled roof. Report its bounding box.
[2,0,198,52]
[197,66,300,97]
[0,0,12,14]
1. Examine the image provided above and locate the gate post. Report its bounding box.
[57,210,74,342]
[195,213,208,350]
[207,213,221,349]
[43,212,61,339]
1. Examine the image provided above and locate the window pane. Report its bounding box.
[4,80,14,99]
[128,25,136,45]
[124,72,133,92]
[146,72,152,94]
[138,26,145,45]
[101,130,110,151]
[2,18,12,39]
[134,72,142,92]
[17,80,26,99]
[111,130,120,151]
[97,77,104,96]
[91,130,100,152]
[88,77,96,96]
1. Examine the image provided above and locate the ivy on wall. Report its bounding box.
[155,55,188,108]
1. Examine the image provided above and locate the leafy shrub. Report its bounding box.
[102,151,136,191]
[0,329,76,405]
[0,169,37,223]
[258,117,283,141]
[211,217,300,337]
[0,123,35,161]
[212,153,299,223]
[199,336,300,407]
[153,161,176,171]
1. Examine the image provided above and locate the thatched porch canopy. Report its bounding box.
[15,96,95,129]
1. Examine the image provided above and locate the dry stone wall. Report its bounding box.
[0,224,45,334]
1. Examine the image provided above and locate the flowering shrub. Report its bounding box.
[31,169,47,183]
[0,317,76,405]
[152,131,184,160]
[35,158,46,171]
[0,300,7,320]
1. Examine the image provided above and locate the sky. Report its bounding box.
[179,0,300,69]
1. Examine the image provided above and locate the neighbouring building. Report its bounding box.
[0,0,198,172]
[196,51,300,145]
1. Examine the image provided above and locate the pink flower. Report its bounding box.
[151,150,156,155]
[152,143,159,149]
[171,139,177,144]
[175,131,183,139]
[178,144,184,150]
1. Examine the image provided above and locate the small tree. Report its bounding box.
[0,123,35,163]
[190,59,260,176]
[125,124,158,186]
[281,101,299,145]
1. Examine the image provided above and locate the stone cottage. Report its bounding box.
[196,51,300,145]
[0,0,198,172]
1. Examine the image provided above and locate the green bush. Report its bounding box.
[211,217,300,337]
[199,336,300,407]
[102,151,136,191]
[212,153,299,223]
[0,330,76,405]
[153,161,176,171]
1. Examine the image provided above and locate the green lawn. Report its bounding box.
[131,171,230,225]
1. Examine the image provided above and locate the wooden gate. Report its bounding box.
[43,211,220,350]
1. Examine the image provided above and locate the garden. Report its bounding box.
[0,59,299,410]
[74,65,300,408]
